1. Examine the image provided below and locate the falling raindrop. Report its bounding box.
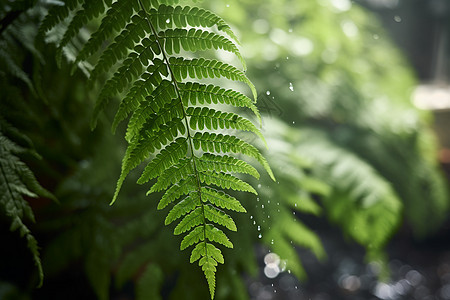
[288,28,293,33]
[253,220,256,225]
[289,82,294,91]
[271,239,274,244]
[257,225,261,231]
[226,4,230,7]
[258,184,262,188]
[267,200,270,203]
[292,121,296,124]
[266,90,271,95]
[294,203,297,207]
[250,215,253,219]
[373,34,380,40]
[262,204,265,208]
[394,15,402,22]
[258,234,262,238]
[166,18,170,24]
[286,56,289,60]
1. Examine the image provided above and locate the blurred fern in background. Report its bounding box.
[0,0,448,299]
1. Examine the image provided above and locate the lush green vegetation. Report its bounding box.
[0,0,447,299]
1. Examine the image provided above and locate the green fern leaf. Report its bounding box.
[55,0,110,65]
[204,224,233,248]
[199,171,257,195]
[165,192,201,225]
[169,57,257,100]
[39,1,272,297]
[38,0,81,37]
[151,5,239,45]
[203,204,237,232]
[180,225,204,250]
[138,138,188,184]
[149,158,194,193]
[156,176,197,209]
[111,60,167,132]
[161,28,245,68]
[179,82,261,123]
[186,107,266,145]
[174,207,203,235]
[75,0,137,62]
[193,132,274,180]
[0,133,55,287]
[195,153,260,179]
[112,118,186,204]
[201,187,246,213]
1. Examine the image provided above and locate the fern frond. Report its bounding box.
[39,1,272,297]
[0,133,54,287]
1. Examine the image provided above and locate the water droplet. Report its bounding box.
[288,28,293,33]
[253,220,256,225]
[266,90,271,95]
[258,233,262,238]
[286,56,289,60]
[277,209,280,212]
[268,215,270,219]
[166,18,170,24]
[262,204,265,208]
[295,286,298,289]
[288,269,291,274]
[257,225,261,231]
[256,197,260,202]
[294,203,297,207]
[274,289,277,293]
[250,215,253,219]
[289,82,294,91]
[226,4,230,7]
[258,184,262,188]
[271,239,274,244]
[271,283,274,287]
[292,121,296,124]
[267,200,270,203]
[373,34,379,40]
[394,15,402,22]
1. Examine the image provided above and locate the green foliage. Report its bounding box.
[38,0,273,297]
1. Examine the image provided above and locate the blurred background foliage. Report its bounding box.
[0,0,449,300]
